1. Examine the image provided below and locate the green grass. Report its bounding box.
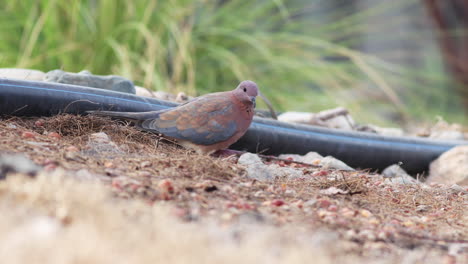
[0,0,465,126]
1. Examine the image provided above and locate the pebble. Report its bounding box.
[0,153,40,179]
[0,68,45,81]
[83,132,123,158]
[382,164,419,185]
[319,156,354,171]
[47,132,61,140]
[278,151,323,164]
[238,153,304,181]
[428,145,468,186]
[21,131,36,139]
[44,69,136,94]
[135,86,155,97]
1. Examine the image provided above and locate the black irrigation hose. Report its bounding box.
[0,78,465,174]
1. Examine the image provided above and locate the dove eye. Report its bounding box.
[243,87,247,92]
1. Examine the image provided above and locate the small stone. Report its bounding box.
[318,199,332,209]
[358,229,377,241]
[271,199,285,207]
[44,163,58,171]
[104,161,114,168]
[44,69,135,94]
[238,153,303,181]
[0,153,40,179]
[320,156,354,171]
[47,132,61,140]
[284,189,296,197]
[382,164,419,185]
[278,152,323,164]
[140,161,152,168]
[344,229,358,240]
[293,200,304,209]
[135,86,155,97]
[416,205,431,212]
[153,91,176,101]
[0,68,45,81]
[21,131,36,139]
[84,132,123,158]
[6,123,17,129]
[278,107,355,130]
[430,131,464,140]
[175,92,189,102]
[319,186,349,195]
[365,125,404,137]
[448,184,467,194]
[402,221,414,227]
[158,179,174,193]
[340,208,356,218]
[428,145,468,186]
[303,199,317,207]
[66,146,79,152]
[327,205,338,212]
[360,209,373,218]
[34,120,45,127]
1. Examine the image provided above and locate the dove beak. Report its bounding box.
[251,96,256,108]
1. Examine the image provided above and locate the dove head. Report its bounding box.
[233,80,259,108]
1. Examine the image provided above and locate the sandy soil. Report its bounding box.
[0,115,466,264]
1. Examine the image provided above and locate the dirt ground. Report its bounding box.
[0,115,467,264]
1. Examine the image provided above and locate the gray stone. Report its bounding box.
[428,119,465,140]
[278,108,355,130]
[238,153,304,181]
[153,91,176,101]
[0,153,40,179]
[429,131,464,140]
[367,125,405,137]
[320,156,354,171]
[83,132,124,158]
[382,164,419,185]
[44,69,135,94]
[135,86,155,97]
[428,145,468,186]
[0,68,45,81]
[278,151,323,164]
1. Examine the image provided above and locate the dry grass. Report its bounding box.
[0,115,467,263]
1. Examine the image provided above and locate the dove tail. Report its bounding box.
[86,110,163,123]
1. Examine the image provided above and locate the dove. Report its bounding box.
[88,80,259,154]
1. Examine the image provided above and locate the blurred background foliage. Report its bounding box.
[0,0,466,126]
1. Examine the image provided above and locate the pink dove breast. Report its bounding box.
[139,94,240,145]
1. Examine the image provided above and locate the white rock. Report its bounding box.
[135,86,155,97]
[428,145,468,186]
[319,186,349,195]
[0,68,45,81]
[448,184,467,194]
[84,132,123,157]
[367,125,405,137]
[382,164,418,185]
[278,112,314,124]
[324,115,354,131]
[153,91,176,101]
[429,131,464,140]
[429,119,465,140]
[0,153,40,178]
[319,156,354,171]
[238,153,304,181]
[175,92,189,103]
[278,151,323,164]
[278,108,355,130]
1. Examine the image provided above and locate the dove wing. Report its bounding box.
[139,93,238,145]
